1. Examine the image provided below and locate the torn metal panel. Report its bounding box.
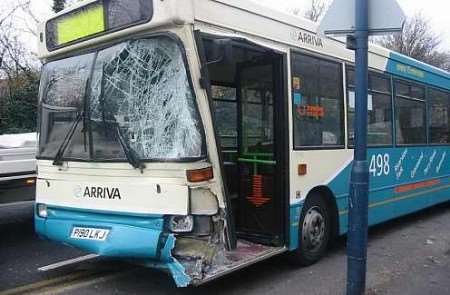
[174,238,217,268]
[36,204,285,287]
[173,238,221,283]
[161,235,192,287]
[173,238,285,286]
[36,205,193,287]
[141,236,194,288]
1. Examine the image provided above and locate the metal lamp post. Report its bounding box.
[319,0,405,293]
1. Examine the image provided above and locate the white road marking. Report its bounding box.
[38,254,100,272]
[0,201,34,209]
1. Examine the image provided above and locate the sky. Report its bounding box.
[257,0,450,50]
[4,0,450,53]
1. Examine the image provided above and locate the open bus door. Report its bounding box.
[192,31,290,284]
[235,59,284,246]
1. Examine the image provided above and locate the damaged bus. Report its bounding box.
[35,0,450,287]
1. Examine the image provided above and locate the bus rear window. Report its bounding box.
[46,0,153,51]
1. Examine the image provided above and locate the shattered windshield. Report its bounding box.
[38,36,205,162]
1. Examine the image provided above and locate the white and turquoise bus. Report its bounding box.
[35,0,450,287]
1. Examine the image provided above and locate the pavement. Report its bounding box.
[1,201,450,295]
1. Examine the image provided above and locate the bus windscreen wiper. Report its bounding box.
[115,125,146,173]
[53,112,83,166]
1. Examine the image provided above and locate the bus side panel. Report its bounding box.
[289,202,303,250]
[289,150,352,250]
[329,146,450,235]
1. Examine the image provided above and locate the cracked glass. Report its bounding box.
[38,53,94,159]
[38,36,205,162]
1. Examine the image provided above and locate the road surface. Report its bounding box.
[1,201,450,295]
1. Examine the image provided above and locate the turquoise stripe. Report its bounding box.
[289,202,303,250]
[328,146,450,235]
[387,52,450,90]
[339,183,450,235]
[35,206,165,259]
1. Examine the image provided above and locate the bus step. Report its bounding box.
[194,240,287,286]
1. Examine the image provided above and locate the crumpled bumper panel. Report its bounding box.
[35,206,191,287]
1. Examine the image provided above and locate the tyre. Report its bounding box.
[291,193,331,266]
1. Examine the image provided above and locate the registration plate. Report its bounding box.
[70,227,109,241]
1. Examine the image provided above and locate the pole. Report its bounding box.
[346,0,369,294]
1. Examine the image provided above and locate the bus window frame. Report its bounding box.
[426,85,450,146]
[290,49,346,151]
[37,31,208,164]
[345,66,395,149]
[393,77,429,147]
[210,81,239,151]
[45,0,154,52]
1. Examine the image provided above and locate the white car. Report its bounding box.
[0,133,37,205]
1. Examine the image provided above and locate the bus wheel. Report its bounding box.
[293,194,331,266]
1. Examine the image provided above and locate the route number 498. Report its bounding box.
[369,154,390,176]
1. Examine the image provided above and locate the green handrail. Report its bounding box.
[242,152,273,158]
[238,158,276,165]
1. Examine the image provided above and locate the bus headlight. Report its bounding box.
[37,203,48,218]
[168,215,194,233]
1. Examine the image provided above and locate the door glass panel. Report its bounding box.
[238,62,278,240]
[212,86,238,149]
[240,64,274,158]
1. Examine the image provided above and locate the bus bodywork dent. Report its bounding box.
[147,234,192,287]
[35,171,229,287]
[35,209,193,287]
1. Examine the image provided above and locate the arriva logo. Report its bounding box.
[74,185,83,198]
[74,185,122,200]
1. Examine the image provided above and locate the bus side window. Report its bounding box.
[291,53,344,148]
[395,81,427,145]
[346,69,393,147]
[428,88,450,144]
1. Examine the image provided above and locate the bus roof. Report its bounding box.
[197,0,450,89]
[37,0,450,89]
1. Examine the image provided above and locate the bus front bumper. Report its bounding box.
[34,205,191,287]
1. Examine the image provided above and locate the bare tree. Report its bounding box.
[304,0,328,22]
[52,0,66,13]
[53,0,84,12]
[0,1,36,77]
[0,1,39,134]
[0,0,87,133]
[377,13,450,71]
[436,53,450,71]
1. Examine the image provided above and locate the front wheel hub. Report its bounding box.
[302,206,326,252]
